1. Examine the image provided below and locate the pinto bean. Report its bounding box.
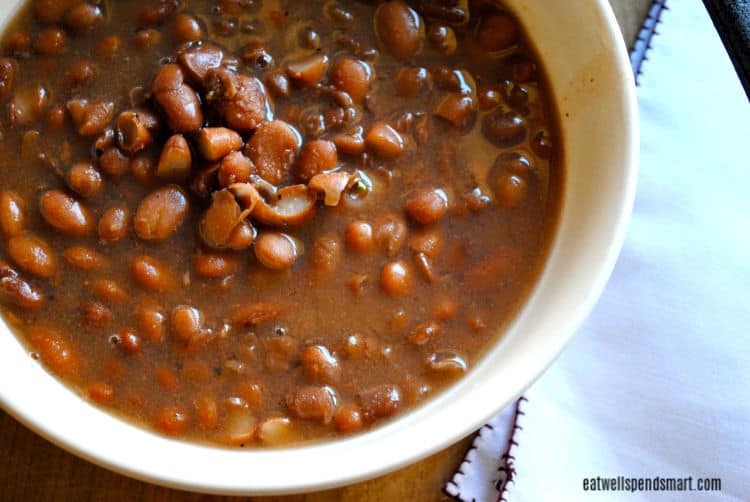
[10,86,48,126]
[133,186,189,241]
[286,53,329,87]
[309,234,341,277]
[194,252,237,278]
[0,260,43,310]
[63,246,108,272]
[95,35,122,59]
[381,260,412,296]
[98,206,130,242]
[132,255,174,293]
[365,122,404,158]
[264,71,290,98]
[39,190,93,237]
[205,68,267,133]
[199,189,244,249]
[359,384,402,421]
[172,13,204,43]
[254,232,299,270]
[334,404,363,433]
[294,140,337,182]
[67,98,114,136]
[134,28,162,51]
[137,304,166,342]
[287,386,337,424]
[434,93,475,129]
[170,305,204,344]
[332,126,365,155]
[373,212,408,256]
[152,64,203,133]
[375,1,423,60]
[264,334,299,373]
[177,43,227,85]
[0,58,17,102]
[301,345,341,384]
[0,191,25,236]
[81,301,112,327]
[482,110,527,147]
[29,326,80,378]
[64,59,97,89]
[117,109,159,153]
[7,233,55,278]
[155,407,188,436]
[405,188,448,225]
[91,279,128,303]
[138,0,180,26]
[99,147,130,178]
[34,27,66,55]
[345,221,374,253]
[67,162,103,198]
[218,151,252,187]
[156,134,192,181]
[64,3,104,34]
[196,127,242,161]
[32,0,77,24]
[394,66,429,97]
[427,24,457,55]
[477,15,518,52]
[331,58,370,104]
[244,120,300,185]
[496,174,527,208]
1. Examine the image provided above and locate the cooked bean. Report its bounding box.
[32,0,77,24]
[256,417,297,445]
[240,40,273,69]
[0,58,17,102]
[194,395,218,430]
[408,321,442,345]
[427,24,457,55]
[205,68,267,133]
[405,188,448,225]
[39,190,93,236]
[138,0,179,26]
[137,304,166,342]
[95,35,122,59]
[482,109,527,147]
[152,64,203,133]
[0,260,43,310]
[64,3,104,34]
[426,349,468,375]
[117,109,159,153]
[332,126,366,155]
[129,153,157,185]
[155,407,188,436]
[67,162,103,198]
[99,147,130,178]
[286,53,329,87]
[345,221,374,253]
[365,122,404,158]
[375,1,423,60]
[132,255,174,292]
[227,221,257,250]
[333,403,363,433]
[118,328,143,355]
[194,252,237,278]
[87,382,115,404]
[432,296,459,320]
[434,93,475,129]
[81,301,113,327]
[134,28,162,51]
[245,120,301,185]
[67,98,115,136]
[156,134,192,181]
[5,32,31,57]
[29,326,80,378]
[170,305,204,344]
[133,185,189,241]
[0,191,25,236]
[196,127,242,162]
[7,233,55,278]
[359,384,401,421]
[98,206,130,242]
[254,232,299,270]
[309,234,341,277]
[34,27,66,55]
[10,85,48,126]
[409,229,443,258]
[294,140,337,183]
[531,129,553,160]
[331,58,370,104]
[287,385,337,424]
[301,345,341,384]
[64,59,97,89]
[218,151,253,187]
[264,70,290,98]
[63,246,108,271]
[91,279,128,303]
[496,174,527,208]
[172,13,204,43]
[263,333,299,373]
[217,398,256,444]
[494,150,534,175]
[394,66,429,97]
[45,105,66,133]
[199,189,244,249]
[373,212,408,256]
[478,86,502,110]
[477,15,518,52]
[380,260,411,296]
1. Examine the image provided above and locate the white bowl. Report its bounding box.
[0,0,638,495]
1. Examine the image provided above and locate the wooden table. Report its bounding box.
[0,2,650,500]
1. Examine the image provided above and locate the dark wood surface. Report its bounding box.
[0,2,648,500]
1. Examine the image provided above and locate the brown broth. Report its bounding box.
[0,0,562,446]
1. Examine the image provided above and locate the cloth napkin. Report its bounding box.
[446,1,750,500]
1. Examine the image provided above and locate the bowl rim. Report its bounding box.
[0,0,639,495]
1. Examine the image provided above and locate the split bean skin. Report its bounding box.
[0,0,560,447]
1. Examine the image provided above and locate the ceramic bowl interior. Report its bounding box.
[0,0,638,495]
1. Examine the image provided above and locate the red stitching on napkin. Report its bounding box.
[495,397,527,502]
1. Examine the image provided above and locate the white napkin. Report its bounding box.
[446,1,750,500]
